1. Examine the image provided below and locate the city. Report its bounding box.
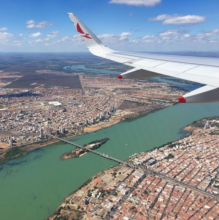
[49,118,219,220]
[0,71,183,162]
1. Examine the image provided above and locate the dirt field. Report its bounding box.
[5,74,82,89]
[118,100,148,110]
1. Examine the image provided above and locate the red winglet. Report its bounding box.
[118,75,123,79]
[178,96,186,103]
[77,23,84,34]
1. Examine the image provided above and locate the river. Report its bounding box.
[63,63,121,75]
[0,66,219,220]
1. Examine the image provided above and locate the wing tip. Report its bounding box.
[67,13,75,17]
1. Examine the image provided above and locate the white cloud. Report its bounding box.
[109,0,161,6]
[211,29,219,34]
[203,29,219,37]
[148,14,206,25]
[0,27,8,31]
[0,32,13,40]
[19,33,23,37]
[142,35,151,39]
[61,35,81,42]
[28,32,41,38]
[164,15,206,25]
[98,32,133,44]
[120,32,132,40]
[159,29,187,36]
[45,31,59,40]
[183,34,190,38]
[193,29,219,40]
[0,32,14,45]
[26,20,52,29]
[148,14,171,21]
[142,35,158,43]
[12,40,22,46]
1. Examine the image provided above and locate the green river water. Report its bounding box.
[1,102,219,220]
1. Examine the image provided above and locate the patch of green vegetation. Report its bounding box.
[192,122,204,128]
[50,141,63,147]
[5,147,23,158]
[168,143,177,148]
[112,191,118,196]
[112,172,117,177]
[143,190,148,195]
[0,147,28,164]
[209,130,219,135]
[100,189,108,198]
[0,159,7,165]
[87,189,93,197]
[213,184,219,189]
[164,154,174,160]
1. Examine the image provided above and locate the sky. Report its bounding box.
[0,0,219,52]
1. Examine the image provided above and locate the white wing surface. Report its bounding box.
[68,13,219,103]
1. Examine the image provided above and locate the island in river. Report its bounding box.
[61,138,109,160]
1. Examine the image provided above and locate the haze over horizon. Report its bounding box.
[0,0,219,52]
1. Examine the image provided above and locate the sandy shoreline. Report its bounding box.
[84,117,121,133]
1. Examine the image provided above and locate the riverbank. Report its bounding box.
[0,138,64,164]
[84,117,121,133]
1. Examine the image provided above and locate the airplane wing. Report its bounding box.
[68,13,219,103]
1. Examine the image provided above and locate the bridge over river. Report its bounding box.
[47,134,125,164]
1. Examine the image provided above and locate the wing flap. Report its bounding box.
[119,68,161,79]
[131,62,219,87]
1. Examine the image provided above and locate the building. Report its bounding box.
[8,136,13,147]
[204,120,210,129]
[40,128,44,138]
[48,101,62,107]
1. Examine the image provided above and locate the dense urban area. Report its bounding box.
[49,118,219,220]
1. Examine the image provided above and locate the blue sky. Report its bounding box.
[0,0,219,52]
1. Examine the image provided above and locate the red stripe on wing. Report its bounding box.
[83,34,92,39]
[77,23,85,34]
